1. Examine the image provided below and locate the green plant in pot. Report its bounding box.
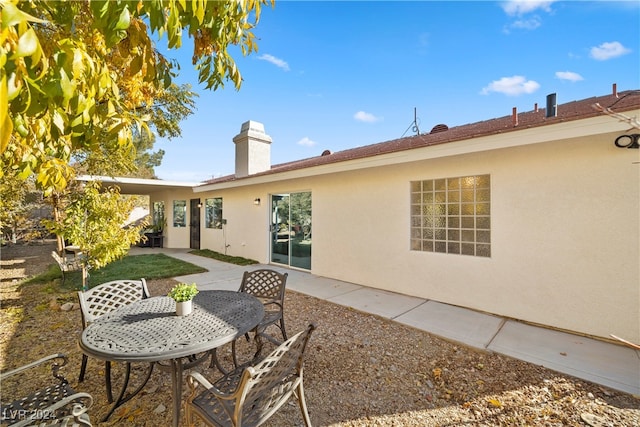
[168,283,199,316]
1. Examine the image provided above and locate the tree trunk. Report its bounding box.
[52,193,64,254]
[82,265,89,291]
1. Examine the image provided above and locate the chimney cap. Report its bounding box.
[234,120,272,144]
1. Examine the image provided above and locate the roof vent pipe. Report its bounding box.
[512,107,518,127]
[613,83,618,98]
[534,103,538,113]
[546,93,557,118]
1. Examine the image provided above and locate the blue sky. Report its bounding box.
[153,0,640,182]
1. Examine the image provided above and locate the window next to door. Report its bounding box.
[410,175,491,257]
[173,200,187,227]
[205,198,223,229]
[152,201,165,230]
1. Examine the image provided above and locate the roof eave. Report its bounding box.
[194,110,638,193]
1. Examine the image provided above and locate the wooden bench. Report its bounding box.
[51,251,83,285]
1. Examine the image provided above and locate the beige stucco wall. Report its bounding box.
[164,119,639,342]
[308,132,638,342]
[198,187,270,260]
[149,189,196,249]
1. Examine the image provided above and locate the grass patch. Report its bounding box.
[24,265,66,286]
[189,249,259,266]
[25,253,207,291]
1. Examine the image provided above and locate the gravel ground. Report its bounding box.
[1,241,639,426]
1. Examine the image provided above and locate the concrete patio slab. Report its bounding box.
[287,275,363,300]
[326,287,424,319]
[488,320,640,396]
[196,278,240,291]
[395,300,505,349]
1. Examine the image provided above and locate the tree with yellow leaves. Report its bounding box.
[1,0,272,195]
[1,0,272,284]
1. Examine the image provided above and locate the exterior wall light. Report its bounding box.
[254,198,261,206]
[614,134,640,149]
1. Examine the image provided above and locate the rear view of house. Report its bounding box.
[96,87,640,345]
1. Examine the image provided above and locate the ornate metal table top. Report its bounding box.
[79,290,264,362]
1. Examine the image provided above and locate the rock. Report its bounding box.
[581,413,606,427]
[153,404,166,414]
[60,302,74,311]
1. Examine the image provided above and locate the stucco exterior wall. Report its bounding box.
[307,132,638,342]
[150,189,195,249]
[198,186,270,260]
[160,116,638,343]
[193,131,637,342]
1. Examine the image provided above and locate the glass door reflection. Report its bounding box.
[270,192,311,270]
[271,194,290,265]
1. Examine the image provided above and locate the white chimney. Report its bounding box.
[233,120,272,178]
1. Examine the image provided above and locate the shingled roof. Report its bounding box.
[201,89,640,186]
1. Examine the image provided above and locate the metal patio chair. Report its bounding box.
[239,269,288,343]
[77,279,151,402]
[1,354,93,427]
[186,323,316,427]
[211,269,289,372]
[217,269,289,369]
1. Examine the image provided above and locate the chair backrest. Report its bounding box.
[52,251,84,271]
[1,354,94,427]
[77,279,149,326]
[51,251,68,270]
[235,323,316,426]
[238,269,288,303]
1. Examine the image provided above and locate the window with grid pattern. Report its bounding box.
[410,175,491,257]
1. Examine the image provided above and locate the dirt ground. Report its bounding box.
[1,241,639,426]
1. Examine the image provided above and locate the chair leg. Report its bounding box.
[78,354,88,382]
[184,403,195,427]
[105,361,113,403]
[80,356,114,401]
[280,317,288,341]
[296,376,312,427]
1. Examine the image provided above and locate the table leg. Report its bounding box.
[100,362,154,422]
[170,358,183,427]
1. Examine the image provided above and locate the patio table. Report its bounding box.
[78,289,264,427]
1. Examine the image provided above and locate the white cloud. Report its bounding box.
[501,1,555,33]
[257,54,290,71]
[589,41,631,61]
[555,71,584,82]
[353,111,382,123]
[501,0,556,16]
[480,76,540,96]
[509,17,541,30]
[297,137,316,147]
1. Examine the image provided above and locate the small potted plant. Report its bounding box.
[168,283,199,316]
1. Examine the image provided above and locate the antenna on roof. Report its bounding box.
[402,107,421,137]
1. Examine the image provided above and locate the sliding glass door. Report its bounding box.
[270,192,311,270]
